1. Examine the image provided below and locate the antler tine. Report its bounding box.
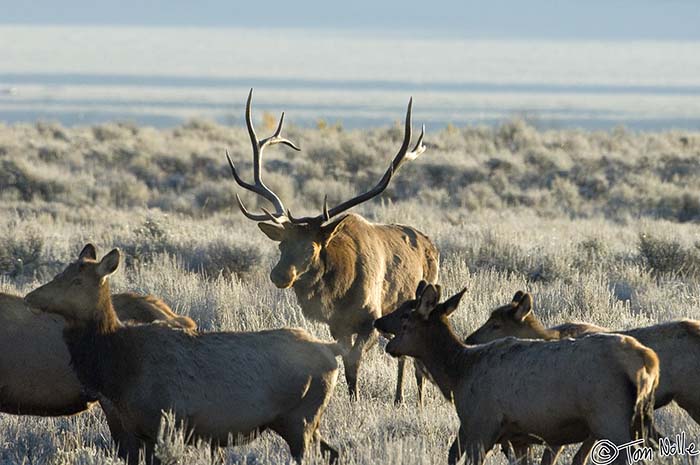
[286,209,306,225]
[235,193,274,222]
[408,124,426,160]
[260,207,286,225]
[302,97,425,223]
[244,89,261,182]
[323,195,330,222]
[227,89,299,221]
[226,150,256,192]
[259,112,302,152]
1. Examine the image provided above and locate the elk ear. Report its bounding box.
[79,243,97,261]
[321,215,351,246]
[415,280,428,298]
[511,290,525,304]
[513,293,533,321]
[416,284,440,319]
[258,222,286,241]
[97,249,121,279]
[440,288,467,318]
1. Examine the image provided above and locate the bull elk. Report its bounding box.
[467,291,700,465]
[226,90,439,403]
[375,283,659,465]
[0,244,195,418]
[25,246,341,465]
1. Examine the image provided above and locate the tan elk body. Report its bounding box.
[226,90,439,403]
[25,246,341,464]
[0,245,195,417]
[375,283,659,465]
[467,291,700,464]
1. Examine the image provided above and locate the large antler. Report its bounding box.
[288,98,426,225]
[226,89,300,222]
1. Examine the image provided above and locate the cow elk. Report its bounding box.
[375,283,659,465]
[0,244,195,417]
[226,90,439,403]
[467,291,700,464]
[25,247,341,465]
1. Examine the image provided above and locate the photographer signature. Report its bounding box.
[591,432,699,464]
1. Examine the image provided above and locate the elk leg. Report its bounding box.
[101,401,142,465]
[337,334,357,398]
[114,434,142,465]
[272,374,335,463]
[270,417,307,463]
[674,397,700,435]
[455,418,499,465]
[571,439,595,465]
[142,440,160,465]
[540,445,563,465]
[509,443,532,465]
[210,444,226,464]
[394,357,407,404]
[449,426,468,465]
[315,430,339,465]
[414,359,427,407]
[449,428,489,465]
[344,323,378,400]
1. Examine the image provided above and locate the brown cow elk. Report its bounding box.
[0,244,195,417]
[375,283,658,465]
[25,247,341,465]
[467,291,700,464]
[226,90,439,403]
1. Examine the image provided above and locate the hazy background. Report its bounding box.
[1,0,699,129]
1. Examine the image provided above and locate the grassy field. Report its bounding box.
[1,118,700,464]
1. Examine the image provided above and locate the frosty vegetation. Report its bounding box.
[0,117,699,464]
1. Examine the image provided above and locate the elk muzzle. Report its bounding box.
[270,266,298,289]
[374,312,402,335]
[25,286,49,311]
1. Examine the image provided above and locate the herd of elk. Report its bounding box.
[25,247,343,465]
[226,90,439,403]
[375,283,659,465]
[1,91,695,465]
[0,244,195,418]
[466,291,700,465]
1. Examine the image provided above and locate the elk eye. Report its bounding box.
[492,323,501,329]
[71,278,82,286]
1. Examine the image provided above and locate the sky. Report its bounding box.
[1,0,699,40]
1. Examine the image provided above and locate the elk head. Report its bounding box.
[226,89,426,289]
[464,291,538,344]
[25,244,121,324]
[376,281,467,358]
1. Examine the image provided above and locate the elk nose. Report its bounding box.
[270,268,296,289]
[24,291,41,309]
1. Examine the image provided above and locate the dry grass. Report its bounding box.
[1,120,699,464]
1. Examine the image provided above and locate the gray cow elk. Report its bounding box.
[467,290,700,464]
[226,90,439,403]
[0,244,195,417]
[25,247,341,465]
[375,283,659,465]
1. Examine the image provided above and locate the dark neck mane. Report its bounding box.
[62,282,127,399]
[293,237,356,324]
[419,318,474,399]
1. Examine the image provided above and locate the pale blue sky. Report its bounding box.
[1,0,699,40]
